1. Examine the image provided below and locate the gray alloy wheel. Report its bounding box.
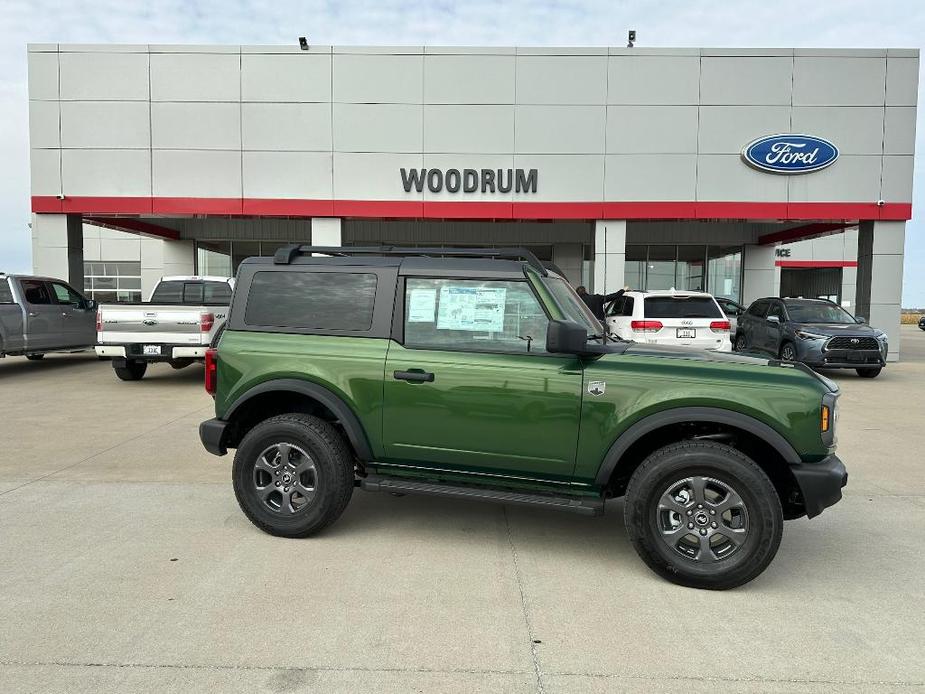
[656,476,749,563]
[780,342,796,361]
[252,442,318,514]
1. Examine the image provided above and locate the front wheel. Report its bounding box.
[857,367,882,378]
[26,354,45,361]
[624,441,783,590]
[114,360,147,381]
[232,414,354,538]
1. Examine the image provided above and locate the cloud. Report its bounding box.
[0,0,923,302]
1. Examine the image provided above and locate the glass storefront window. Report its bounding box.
[84,261,142,303]
[197,241,232,277]
[645,246,676,290]
[676,245,706,291]
[624,245,647,291]
[707,246,742,300]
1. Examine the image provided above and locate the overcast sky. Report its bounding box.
[1,0,923,305]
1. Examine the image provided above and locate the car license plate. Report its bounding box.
[143,345,161,356]
[676,328,696,339]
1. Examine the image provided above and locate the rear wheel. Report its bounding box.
[168,358,194,370]
[25,354,45,361]
[856,367,882,378]
[114,360,147,381]
[780,341,797,361]
[232,414,354,538]
[734,333,748,351]
[624,441,783,590]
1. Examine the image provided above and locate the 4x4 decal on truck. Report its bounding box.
[588,380,606,396]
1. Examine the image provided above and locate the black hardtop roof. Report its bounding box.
[240,246,551,279]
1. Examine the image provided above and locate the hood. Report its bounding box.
[619,341,768,366]
[788,322,881,336]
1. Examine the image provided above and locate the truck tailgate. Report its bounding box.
[98,305,210,345]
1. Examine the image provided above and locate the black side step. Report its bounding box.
[359,475,604,516]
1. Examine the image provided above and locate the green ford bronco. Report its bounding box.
[200,246,846,590]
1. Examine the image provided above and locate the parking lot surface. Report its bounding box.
[1,327,923,693]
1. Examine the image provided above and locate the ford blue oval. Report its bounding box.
[742,134,839,174]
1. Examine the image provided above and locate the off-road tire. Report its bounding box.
[624,440,783,590]
[114,360,147,381]
[26,354,45,361]
[856,367,882,378]
[232,414,354,538]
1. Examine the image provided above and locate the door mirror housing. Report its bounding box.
[766,315,780,324]
[84,299,97,311]
[546,320,593,355]
[855,315,866,324]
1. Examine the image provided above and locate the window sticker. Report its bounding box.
[407,288,437,323]
[436,286,507,332]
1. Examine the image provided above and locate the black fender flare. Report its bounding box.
[224,378,374,461]
[594,407,802,486]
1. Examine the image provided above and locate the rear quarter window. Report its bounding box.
[643,296,722,319]
[244,271,377,331]
[0,279,13,304]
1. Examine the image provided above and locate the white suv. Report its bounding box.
[605,290,732,352]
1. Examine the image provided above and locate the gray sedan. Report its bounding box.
[734,297,888,378]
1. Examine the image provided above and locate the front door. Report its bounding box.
[49,281,96,347]
[382,277,583,483]
[18,279,62,351]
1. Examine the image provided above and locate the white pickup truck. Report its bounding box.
[96,276,233,381]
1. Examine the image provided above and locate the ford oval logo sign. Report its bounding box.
[742,134,839,174]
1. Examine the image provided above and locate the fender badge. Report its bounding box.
[588,381,606,396]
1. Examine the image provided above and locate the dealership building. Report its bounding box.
[27,44,917,359]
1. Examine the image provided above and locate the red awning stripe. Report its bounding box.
[30,196,913,222]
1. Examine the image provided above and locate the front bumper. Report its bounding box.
[199,418,228,456]
[790,454,847,518]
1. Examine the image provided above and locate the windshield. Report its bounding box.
[785,301,857,324]
[543,277,606,338]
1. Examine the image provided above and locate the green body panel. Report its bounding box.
[573,351,832,485]
[382,342,583,482]
[215,296,832,497]
[215,330,389,458]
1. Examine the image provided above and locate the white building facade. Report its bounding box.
[27,44,917,359]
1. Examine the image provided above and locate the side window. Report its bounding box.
[50,282,83,306]
[244,271,377,331]
[0,279,13,304]
[20,280,51,305]
[747,300,769,317]
[767,302,785,321]
[607,296,634,317]
[202,281,232,305]
[404,278,549,354]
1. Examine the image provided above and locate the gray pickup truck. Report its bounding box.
[0,273,96,360]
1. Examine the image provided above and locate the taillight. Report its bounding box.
[204,348,217,396]
[95,308,102,333]
[710,320,731,332]
[200,312,214,333]
[631,320,663,333]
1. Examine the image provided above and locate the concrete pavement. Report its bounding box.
[1,327,923,693]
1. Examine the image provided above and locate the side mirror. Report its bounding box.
[767,315,780,324]
[547,319,591,355]
[855,316,866,324]
[84,299,97,310]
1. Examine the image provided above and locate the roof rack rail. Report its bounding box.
[272,245,548,275]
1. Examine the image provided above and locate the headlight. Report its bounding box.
[874,331,888,341]
[796,330,827,340]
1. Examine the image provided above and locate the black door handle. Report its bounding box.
[393,370,435,383]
